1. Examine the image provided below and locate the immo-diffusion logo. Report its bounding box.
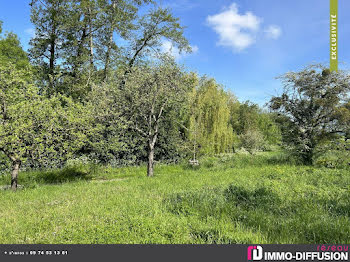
[247,246,263,261]
[247,245,349,261]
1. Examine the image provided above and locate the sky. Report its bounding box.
[1,0,350,106]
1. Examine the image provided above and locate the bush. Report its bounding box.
[239,129,266,154]
[315,151,350,169]
[314,138,350,169]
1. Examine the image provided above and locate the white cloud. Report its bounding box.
[264,25,282,39]
[207,3,282,52]
[25,28,35,37]
[161,40,198,60]
[206,3,261,52]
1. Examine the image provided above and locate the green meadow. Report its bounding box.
[1,152,349,244]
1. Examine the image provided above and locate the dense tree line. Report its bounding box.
[0,0,349,191]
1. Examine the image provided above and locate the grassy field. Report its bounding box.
[0,152,350,244]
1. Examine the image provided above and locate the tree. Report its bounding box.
[0,30,30,69]
[190,78,235,155]
[96,0,152,81]
[0,64,46,190]
[81,82,131,164]
[239,129,265,154]
[61,0,95,81]
[28,1,185,97]
[234,101,259,135]
[123,6,190,74]
[0,62,92,190]
[256,112,281,146]
[335,100,350,139]
[121,57,188,176]
[269,64,350,164]
[29,0,69,94]
[231,101,281,149]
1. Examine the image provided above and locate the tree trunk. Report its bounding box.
[306,151,314,165]
[147,143,155,177]
[302,147,314,165]
[88,6,94,68]
[103,0,116,81]
[103,30,113,80]
[11,160,21,191]
[49,37,55,76]
[73,25,87,79]
[48,26,56,91]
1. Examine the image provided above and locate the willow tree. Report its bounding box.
[191,78,235,155]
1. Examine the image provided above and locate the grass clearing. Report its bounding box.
[0,152,350,244]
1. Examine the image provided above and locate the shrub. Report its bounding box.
[239,129,266,154]
[314,138,350,169]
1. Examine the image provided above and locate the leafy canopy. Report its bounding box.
[270,64,350,164]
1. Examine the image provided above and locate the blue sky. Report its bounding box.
[1,0,350,106]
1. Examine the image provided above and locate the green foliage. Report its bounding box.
[186,83,280,157]
[235,101,260,134]
[76,57,191,169]
[0,62,93,173]
[2,0,350,245]
[126,6,191,68]
[234,101,281,147]
[239,129,265,154]
[29,0,70,92]
[96,0,152,79]
[189,78,235,155]
[82,82,130,165]
[270,64,350,164]
[0,63,41,163]
[257,112,281,146]
[336,100,350,139]
[28,0,188,97]
[0,31,29,69]
[121,57,189,175]
[14,0,282,174]
[314,137,350,169]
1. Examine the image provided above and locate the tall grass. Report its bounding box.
[0,152,349,244]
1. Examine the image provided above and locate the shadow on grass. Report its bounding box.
[0,166,93,190]
[165,185,281,219]
[0,166,94,187]
[224,185,280,208]
[0,164,144,188]
[165,184,350,243]
[33,166,93,184]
